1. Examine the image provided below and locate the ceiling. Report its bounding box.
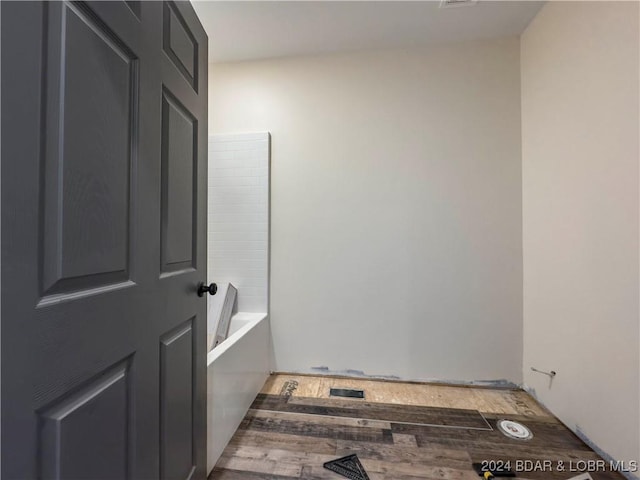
[192,1,544,63]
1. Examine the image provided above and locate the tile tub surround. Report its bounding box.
[207,132,270,335]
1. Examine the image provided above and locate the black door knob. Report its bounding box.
[197,282,217,297]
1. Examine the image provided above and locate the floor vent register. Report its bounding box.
[329,388,365,399]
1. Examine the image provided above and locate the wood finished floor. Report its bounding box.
[209,374,623,480]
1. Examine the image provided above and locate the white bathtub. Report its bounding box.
[206,312,270,474]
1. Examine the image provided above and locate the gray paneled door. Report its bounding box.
[1,1,208,478]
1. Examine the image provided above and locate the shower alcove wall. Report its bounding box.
[205,132,271,474]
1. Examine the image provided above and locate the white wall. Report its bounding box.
[207,133,270,331]
[209,37,523,384]
[521,1,639,468]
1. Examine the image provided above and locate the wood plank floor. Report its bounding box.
[209,374,623,480]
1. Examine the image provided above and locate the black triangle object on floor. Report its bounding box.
[323,454,370,480]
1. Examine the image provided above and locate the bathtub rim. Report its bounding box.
[207,312,268,364]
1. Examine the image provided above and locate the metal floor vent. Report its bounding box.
[330,388,364,399]
[324,454,370,480]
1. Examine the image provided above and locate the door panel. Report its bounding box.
[125,1,142,19]
[160,320,195,480]
[41,1,138,296]
[163,1,198,90]
[1,2,209,478]
[161,90,197,274]
[39,359,132,480]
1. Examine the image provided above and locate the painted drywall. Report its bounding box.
[521,1,640,469]
[209,37,523,383]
